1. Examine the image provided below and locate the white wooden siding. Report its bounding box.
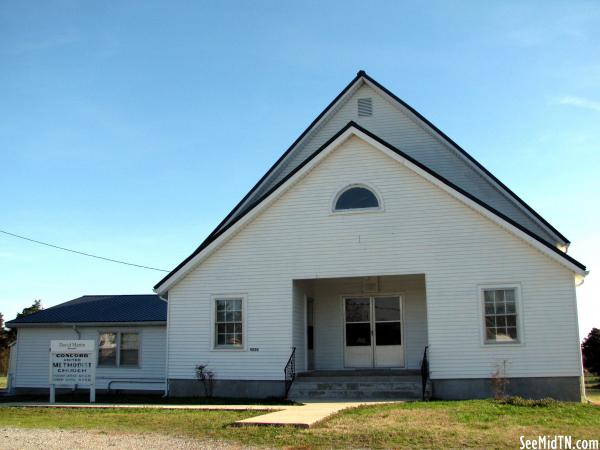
[168,135,581,381]
[13,326,166,390]
[292,283,306,372]
[246,83,557,244]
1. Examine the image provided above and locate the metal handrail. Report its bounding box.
[420,346,430,400]
[105,378,165,392]
[284,347,296,398]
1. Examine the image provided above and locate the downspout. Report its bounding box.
[158,292,170,398]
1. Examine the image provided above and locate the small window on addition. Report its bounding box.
[482,287,519,344]
[98,332,117,366]
[98,331,140,367]
[334,186,380,211]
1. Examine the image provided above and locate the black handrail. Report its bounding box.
[284,347,296,397]
[420,346,429,400]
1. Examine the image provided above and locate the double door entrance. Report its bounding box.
[343,296,404,368]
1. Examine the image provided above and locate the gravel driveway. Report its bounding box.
[0,427,262,449]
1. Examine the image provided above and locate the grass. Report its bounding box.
[585,373,600,403]
[0,376,6,390]
[0,400,598,449]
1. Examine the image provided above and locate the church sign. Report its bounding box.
[49,340,96,403]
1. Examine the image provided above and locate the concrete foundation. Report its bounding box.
[168,379,286,399]
[13,387,163,396]
[432,376,583,402]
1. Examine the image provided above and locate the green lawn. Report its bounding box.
[0,400,598,449]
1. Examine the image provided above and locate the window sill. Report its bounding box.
[330,207,383,216]
[482,340,524,347]
[98,364,141,369]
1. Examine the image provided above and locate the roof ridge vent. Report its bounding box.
[357,97,373,116]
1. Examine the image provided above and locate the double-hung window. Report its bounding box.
[214,297,244,349]
[98,331,140,366]
[482,286,520,344]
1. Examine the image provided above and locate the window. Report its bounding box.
[120,333,139,366]
[334,185,380,211]
[482,287,520,344]
[214,297,244,348]
[98,332,117,366]
[98,331,140,366]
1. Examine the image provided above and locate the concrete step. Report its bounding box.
[289,389,421,400]
[288,379,423,401]
[290,382,421,391]
[295,376,421,383]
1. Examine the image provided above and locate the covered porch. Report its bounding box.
[292,274,428,375]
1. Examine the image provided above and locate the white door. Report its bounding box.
[344,296,404,368]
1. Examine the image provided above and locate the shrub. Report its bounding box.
[496,396,558,407]
[195,363,215,398]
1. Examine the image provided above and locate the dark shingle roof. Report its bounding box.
[6,294,166,326]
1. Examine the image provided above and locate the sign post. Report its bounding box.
[49,340,96,404]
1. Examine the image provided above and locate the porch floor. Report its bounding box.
[298,369,420,378]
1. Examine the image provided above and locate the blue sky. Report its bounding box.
[1,1,598,338]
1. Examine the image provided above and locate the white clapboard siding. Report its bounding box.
[292,283,306,373]
[168,135,581,381]
[249,83,556,244]
[13,326,166,390]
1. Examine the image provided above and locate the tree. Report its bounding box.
[582,328,600,376]
[0,312,7,349]
[3,299,43,344]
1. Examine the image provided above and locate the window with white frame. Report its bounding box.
[98,331,140,366]
[333,185,380,212]
[214,297,244,348]
[482,287,520,343]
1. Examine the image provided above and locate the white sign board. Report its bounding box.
[49,340,96,403]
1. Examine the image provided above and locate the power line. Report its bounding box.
[0,229,169,272]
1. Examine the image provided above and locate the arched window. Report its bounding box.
[334,185,380,211]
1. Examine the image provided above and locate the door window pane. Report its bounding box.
[374,297,400,321]
[375,322,401,346]
[345,298,370,322]
[346,323,371,346]
[98,332,117,366]
[120,333,139,366]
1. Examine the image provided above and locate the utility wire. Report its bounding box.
[0,229,169,272]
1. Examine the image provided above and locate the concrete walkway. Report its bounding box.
[233,401,383,428]
[1,400,401,428]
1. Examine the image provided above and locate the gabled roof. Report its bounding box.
[155,72,581,292]
[6,294,166,327]
[154,122,586,293]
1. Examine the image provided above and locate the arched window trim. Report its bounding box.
[331,183,383,214]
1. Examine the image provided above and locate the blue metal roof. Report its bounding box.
[6,294,166,326]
